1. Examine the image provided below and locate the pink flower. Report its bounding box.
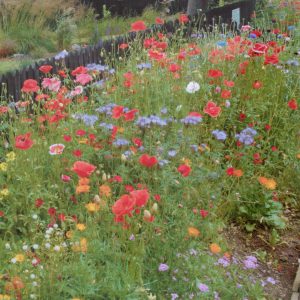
[42,77,61,92]
[75,73,93,85]
[49,144,65,155]
[70,86,83,97]
[61,174,71,182]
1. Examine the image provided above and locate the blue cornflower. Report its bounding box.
[168,150,177,157]
[112,138,129,147]
[86,63,109,72]
[137,62,152,70]
[180,116,202,125]
[249,33,257,39]
[216,40,227,47]
[236,127,257,145]
[99,122,114,130]
[212,130,227,141]
[158,159,169,167]
[95,103,116,115]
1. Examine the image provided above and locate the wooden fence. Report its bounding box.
[0,0,256,102]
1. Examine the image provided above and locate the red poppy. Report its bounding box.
[63,135,72,142]
[73,149,82,157]
[200,209,209,218]
[48,207,56,216]
[204,101,221,118]
[154,194,161,201]
[264,54,279,65]
[155,17,164,25]
[130,189,149,207]
[35,198,44,208]
[0,211,4,217]
[131,20,147,32]
[252,80,262,89]
[124,109,138,121]
[221,90,231,99]
[119,43,129,50]
[208,69,223,78]
[58,70,67,78]
[169,63,181,73]
[125,185,134,192]
[249,43,268,56]
[112,106,124,119]
[239,113,246,121]
[58,213,66,222]
[76,129,86,136]
[223,80,235,87]
[139,154,158,168]
[15,133,34,150]
[0,106,9,115]
[39,65,53,74]
[112,194,135,216]
[226,167,235,176]
[177,164,191,177]
[21,79,40,93]
[288,99,298,110]
[71,66,87,76]
[72,161,96,178]
[179,14,189,24]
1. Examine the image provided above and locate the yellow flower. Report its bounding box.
[0,163,7,171]
[85,203,100,213]
[0,189,9,197]
[76,223,86,231]
[72,238,87,253]
[6,152,16,162]
[0,295,11,300]
[181,157,191,166]
[297,153,300,159]
[78,138,89,144]
[15,254,25,262]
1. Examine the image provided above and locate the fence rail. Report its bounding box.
[0,0,256,102]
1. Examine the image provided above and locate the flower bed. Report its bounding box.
[0,16,299,300]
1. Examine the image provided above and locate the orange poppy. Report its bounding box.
[210,243,221,254]
[188,227,200,237]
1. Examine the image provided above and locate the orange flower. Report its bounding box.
[188,227,200,237]
[233,169,243,177]
[258,177,277,190]
[99,184,111,198]
[210,243,221,254]
[85,202,100,212]
[66,230,73,239]
[76,185,90,194]
[296,153,300,159]
[79,177,90,186]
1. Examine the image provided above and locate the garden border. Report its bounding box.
[0,0,256,102]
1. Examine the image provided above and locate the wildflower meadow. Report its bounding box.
[0,6,299,300]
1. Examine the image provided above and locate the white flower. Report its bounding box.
[186,81,200,94]
[5,243,11,250]
[30,274,36,279]
[45,243,51,249]
[32,244,39,250]
[22,245,29,251]
[53,245,60,252]
[32,214,38,220]
[11,258,17,263]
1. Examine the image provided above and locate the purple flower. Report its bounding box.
[236,127,257,145]
[266,277,276,285]
[171,293,179,300]
[158,263,169,272]
[197,283,209,292]
[243,255,258,269]
[217,257,230,267]
[212,130,227,141]
[129,234,135,241]
[112,138,130,147]
[180,116,202,125]
[168,150,177,157]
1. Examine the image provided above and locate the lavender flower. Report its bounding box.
[129,234,135,241]
[99,122,114,130]
[55,49,68,60]
[158,263,169,272]
[168,150,177,157]
[217,257,230,267]
[72,114,98,127]
[266,277,276,285]
[212,130,227,141]
[159,159,169,167]
[135,115,169,128]
[86,63,109,72]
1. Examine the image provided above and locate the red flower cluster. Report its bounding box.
[15,133,34,150]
